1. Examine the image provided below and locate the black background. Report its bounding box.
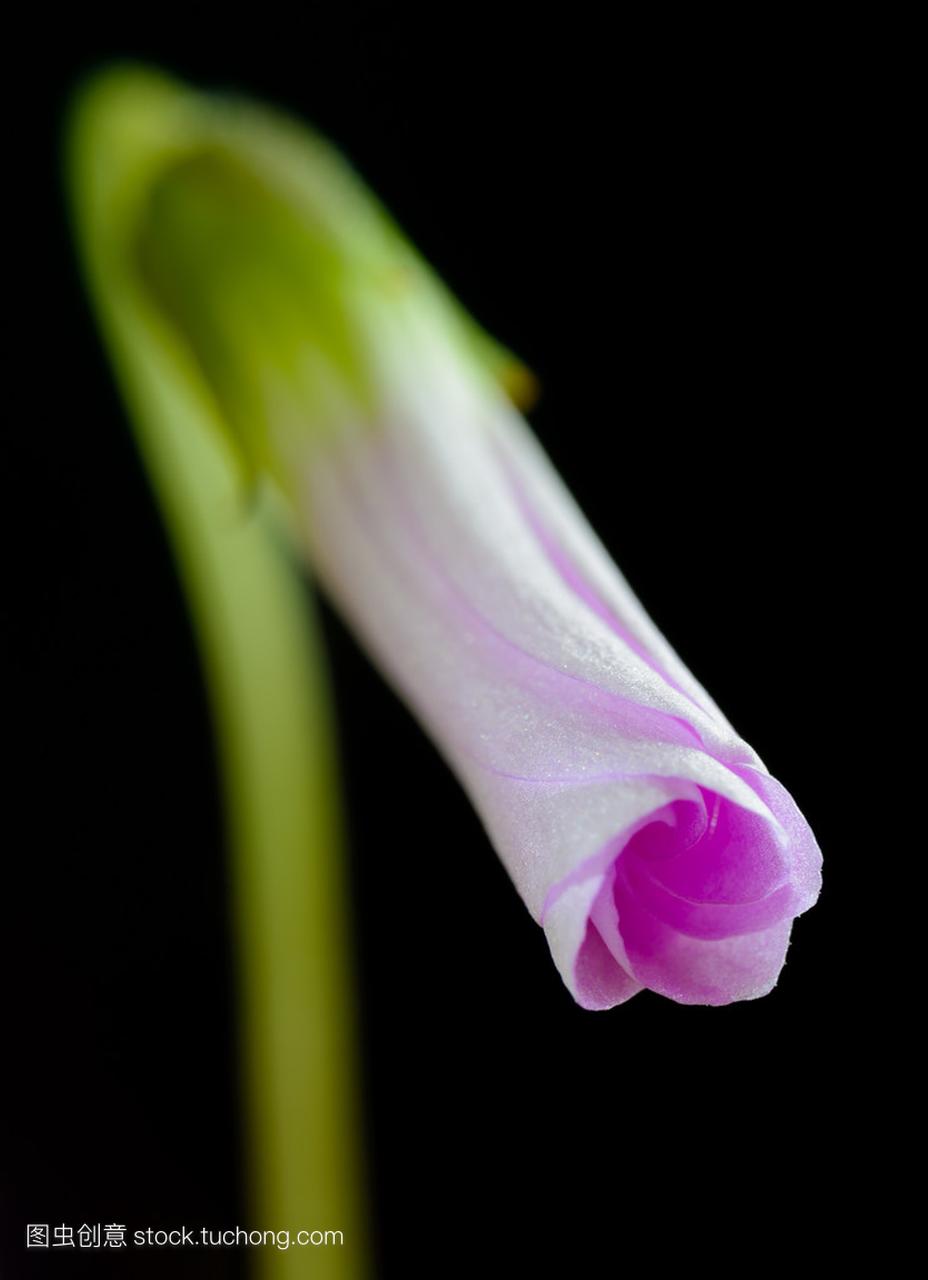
[7,11,894,1277]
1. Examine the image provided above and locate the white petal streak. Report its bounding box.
[297,376,778,930]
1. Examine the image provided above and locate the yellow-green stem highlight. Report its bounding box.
[66,67,368,1279]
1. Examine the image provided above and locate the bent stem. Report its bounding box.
[67,67,367,1278]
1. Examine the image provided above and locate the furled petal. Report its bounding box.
[294,317,822,1007]
[122,72,823,1007]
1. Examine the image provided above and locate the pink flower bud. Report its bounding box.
[295,322,822,1007]
[119,73,822,1008]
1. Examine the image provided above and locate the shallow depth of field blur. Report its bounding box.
[9,14,878,1278]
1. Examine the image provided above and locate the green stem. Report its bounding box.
[66,66,368,1278]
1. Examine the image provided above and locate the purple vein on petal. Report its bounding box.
[493,440,718,724]
[363,429,713,752]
